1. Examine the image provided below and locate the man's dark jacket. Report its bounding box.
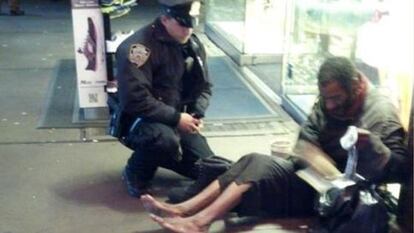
[115,18,212,130]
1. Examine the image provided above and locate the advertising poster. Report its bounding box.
[71,0,107,108]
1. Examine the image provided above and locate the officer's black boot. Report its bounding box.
[167,156,232,203]
[122,151,158,198]
[122,165,151,198]
[10,10,24,15]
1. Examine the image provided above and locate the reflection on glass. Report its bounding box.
[206,0,287,55]
[206,0,246,52]
[287,0,375,95]
[244,0,287,54]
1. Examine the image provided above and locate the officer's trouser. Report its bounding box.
[0,0,20,11]
[125,121,214,183]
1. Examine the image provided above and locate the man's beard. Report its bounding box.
[324,96,354,119]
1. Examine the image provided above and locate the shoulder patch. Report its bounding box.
[128,44,150,68]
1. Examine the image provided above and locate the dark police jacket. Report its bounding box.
[115,18,212,131]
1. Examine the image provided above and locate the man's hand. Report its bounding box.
[355,128,372,149]
[178,113,201,134]
[191,113,204,129]
[354,127,391,178]
[353,127,389,158]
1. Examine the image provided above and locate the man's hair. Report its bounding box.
[317,56,358,93]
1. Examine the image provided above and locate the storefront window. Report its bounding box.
[206,0,288,64]
[282,0,413,127]
[206,0,247,53]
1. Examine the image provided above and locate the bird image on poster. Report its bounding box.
[77,17,97,71]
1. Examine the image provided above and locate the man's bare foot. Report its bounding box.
[150,214,208,233]
[140,194,184,217]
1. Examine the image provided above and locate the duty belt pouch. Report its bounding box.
[310,126,389,233]
[107,93,124,140]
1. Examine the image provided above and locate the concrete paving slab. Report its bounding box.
[0,68,81,143]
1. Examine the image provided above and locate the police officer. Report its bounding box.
[115,0,214,197]
[0,0,24,15]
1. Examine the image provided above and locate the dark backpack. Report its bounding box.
[310,181,389,233]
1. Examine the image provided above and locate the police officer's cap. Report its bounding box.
[159,0,200,28]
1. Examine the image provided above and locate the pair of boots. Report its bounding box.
[10,9,24,15]
[0,0,24,16]
[167,156,233,203]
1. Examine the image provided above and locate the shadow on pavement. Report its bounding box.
[51,169,191,213]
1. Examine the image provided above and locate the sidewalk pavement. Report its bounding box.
[0,1,302,232]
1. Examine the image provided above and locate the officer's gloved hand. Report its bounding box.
[355,128,391,180]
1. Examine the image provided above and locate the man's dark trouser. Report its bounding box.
[125,121,214,183]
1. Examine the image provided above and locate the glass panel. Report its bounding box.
[283,0,414,124]
[244,0,288,54]
[206,0,247,52]
[206,0,288,57]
